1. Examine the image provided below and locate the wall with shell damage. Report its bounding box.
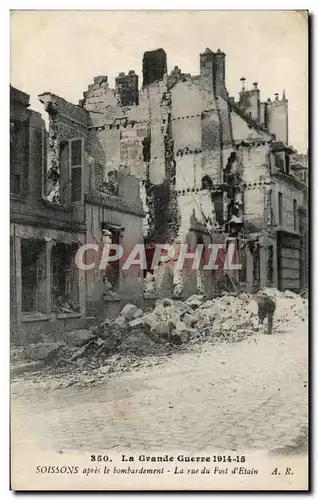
[146,90,181,244]
[38,91,145,313]
[75,48,303,297]
[38,93,90,206]
[84,177,144,318]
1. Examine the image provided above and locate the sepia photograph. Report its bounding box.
[10,9,309,491]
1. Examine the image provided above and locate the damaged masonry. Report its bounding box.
[9,12,309,485]
[10,47,308,346]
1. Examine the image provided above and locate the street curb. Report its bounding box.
[11,360,45,377]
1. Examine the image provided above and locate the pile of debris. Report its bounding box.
[52,288,80,314]
[16,288,308,377]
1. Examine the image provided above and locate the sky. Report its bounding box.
[10,10,308,152]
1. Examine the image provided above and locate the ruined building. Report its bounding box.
[10,85,144,343]
[75,47,308,295]
[10,48,308,344]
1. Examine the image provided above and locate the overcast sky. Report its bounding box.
[10,10,308,152]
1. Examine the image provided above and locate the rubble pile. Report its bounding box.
[16,289,308,378]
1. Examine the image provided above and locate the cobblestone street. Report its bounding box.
[11,324,308,454]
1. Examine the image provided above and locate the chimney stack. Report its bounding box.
[240,77,246,91]
[200,48,227,97]
[115,70,139,106]
[142,49,167,88]
[238,79,261,122]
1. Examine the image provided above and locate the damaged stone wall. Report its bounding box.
[171,79,221,238]
[68,47,305,299]
[230,107,273,143]
[222,149,244,235]
[146,84,181,244]
[39,93,90,204]
[201,109,222,183]
[28,110,46,202]
[171,80,202,151]
[115,71,139,107]
[146,80,167,185]
[80,76,118,114]
[164,113,181,243]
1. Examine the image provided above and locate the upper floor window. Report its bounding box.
[102,225,120,295]
[274,153,285,172]
[285,153,290,175]
[10,120,29,196]
[69,138,84,202]
[278,192,283,226]
[273,151,291,175]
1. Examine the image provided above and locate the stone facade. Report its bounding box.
[10,86,87,344]
[11,47,308,341]
[75,48,307,295]
[10,86,145,344]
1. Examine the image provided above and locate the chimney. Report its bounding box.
[200,48,227,97]
[214,49,227,97]
[200,48,214,92]
[240,77,246,91]
[142,49,167,88]
[115,70,139,106]
[238,79,261,122]
[266,92,289,143]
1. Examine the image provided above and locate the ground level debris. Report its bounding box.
[11,288,307,388]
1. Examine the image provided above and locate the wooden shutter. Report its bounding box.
[10,120,29,195]
[42,129,48,198]
[69,138,84,202]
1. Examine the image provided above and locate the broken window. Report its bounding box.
[46,169,60,203]
[51,242,79,313]
[102,226,120,295]
[46,136,62,204]
[58,140,69,202]
[69,138,84,202]
[274,153,285,172]
[212,191,224,226]
[267,245,274,284]
[21,239,47,313]
[101,170,119,196]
